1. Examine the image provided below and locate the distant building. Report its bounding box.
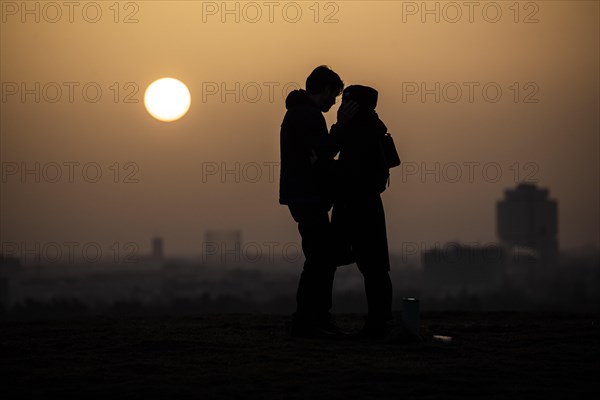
[203,230,242,267]
[152,236,164,260]
[497,183,558,267]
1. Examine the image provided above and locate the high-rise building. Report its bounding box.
[496,183,558,267]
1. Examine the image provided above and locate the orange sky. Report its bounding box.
[1,1,599,259]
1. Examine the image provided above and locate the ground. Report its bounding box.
[1,312,598,399]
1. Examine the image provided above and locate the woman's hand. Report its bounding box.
[336,100,360,127]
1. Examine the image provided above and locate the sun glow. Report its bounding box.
[144,78,191,122]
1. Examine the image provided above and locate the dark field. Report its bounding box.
[1,312,598,399]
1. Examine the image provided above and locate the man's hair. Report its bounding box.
[306,65,344,96]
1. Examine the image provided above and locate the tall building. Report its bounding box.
[496,183,558,267]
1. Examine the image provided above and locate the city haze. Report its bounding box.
[1,1,599,258]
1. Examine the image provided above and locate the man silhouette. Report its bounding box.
[279,65,358,337]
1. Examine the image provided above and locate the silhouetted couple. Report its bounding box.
[279,65,393,338]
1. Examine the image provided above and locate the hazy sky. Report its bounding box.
[1,0,599,261]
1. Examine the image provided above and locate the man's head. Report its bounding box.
[306,65,344,112]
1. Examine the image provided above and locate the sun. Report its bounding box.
[144,78,191,122]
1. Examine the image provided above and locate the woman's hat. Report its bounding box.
[342,85,378,110]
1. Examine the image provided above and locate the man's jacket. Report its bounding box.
[279,89,344,205]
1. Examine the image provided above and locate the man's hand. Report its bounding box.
[337,100,359,127]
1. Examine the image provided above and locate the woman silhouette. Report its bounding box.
[331,85,394,337]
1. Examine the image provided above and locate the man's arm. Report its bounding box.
[292,107,339,161]
[296,100,360,161]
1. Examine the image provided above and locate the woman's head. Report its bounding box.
[342,85,378,111]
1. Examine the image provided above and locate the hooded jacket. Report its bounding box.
[337,85,389,197]
[279,89,344,205]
